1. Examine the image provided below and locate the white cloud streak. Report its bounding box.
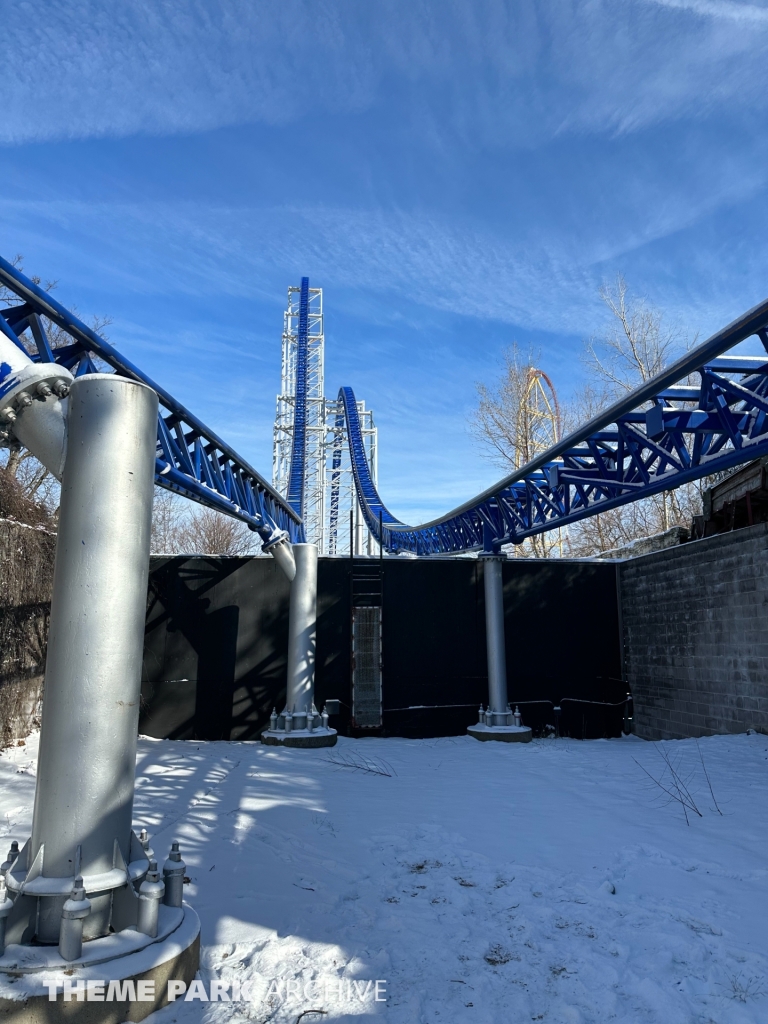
[3,169,764,342]
[4,184,768,520]
[3,0,768,145]
[648,0,768,22]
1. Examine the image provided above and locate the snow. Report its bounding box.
[1,730,767,1023]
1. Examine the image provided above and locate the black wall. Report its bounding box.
[141,557,289,741]
[141,555,622,741]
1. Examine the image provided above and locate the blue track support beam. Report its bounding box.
[0,256,302,545]
[338,297,768,555]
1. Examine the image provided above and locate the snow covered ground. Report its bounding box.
[1,730,767,1023]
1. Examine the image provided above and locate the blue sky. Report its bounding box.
[3,0,768,522]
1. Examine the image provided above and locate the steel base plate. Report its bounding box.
[0,905,200,1022]
[467,724,533,743]
[261,727,338,748]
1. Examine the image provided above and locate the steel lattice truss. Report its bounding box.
[273,279,326,546]
[275,278,377,555]
[0,256,301,545]
[339,298,768,555]
[284,277,311,519]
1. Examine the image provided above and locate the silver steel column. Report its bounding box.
[263,542,335,747]
[483,556,509,725]
[30,374,158,941]
[285,543,318,714]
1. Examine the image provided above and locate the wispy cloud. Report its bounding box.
[5,0,768,521]
[4,1,768,146]
[4,179,768,519]
[0,197,634,335]
[4,162,762,340]
[648,0,768,22]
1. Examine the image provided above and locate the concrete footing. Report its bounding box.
[468,703,532,743]
[0,906,200,1022]
[467,723,532,743]
[261,727,338,748]
[261,704,337,748]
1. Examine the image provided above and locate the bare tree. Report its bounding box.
[472,345,562,468]
[177,505,259,556]
[150,489,187,554]
[0,462,54,529]
[150,489,260,556]
[566,276,701,555]
[472,344,531,471]
[584,276,682,396]
[471,277,704,558]
[471,344,562,557]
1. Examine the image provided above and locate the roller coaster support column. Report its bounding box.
[262,544,337,748]
[27,376,158,939]
[287,543,318,716]
[468,554,531,744]
[0,359,198,1015]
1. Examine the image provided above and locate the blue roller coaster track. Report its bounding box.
[0,255,303,547]
[331,291,768,556]
[3,255,768,558]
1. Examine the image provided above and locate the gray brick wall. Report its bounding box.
[620,523,768,739]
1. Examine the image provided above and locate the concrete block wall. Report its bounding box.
[620,523,768,739]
